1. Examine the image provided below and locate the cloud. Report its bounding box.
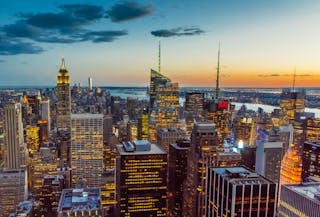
[0,35,44,55]
[0,59,7,62]
[82,30,128,43]
[106,2,153,22]
[151,27,205,37]
[258,73,280,77]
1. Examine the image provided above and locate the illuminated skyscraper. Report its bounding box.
[183,122,220,217]
[56,58,71,165]
[26,126,40,156]
[206,167,278,217]
[185,92,204,135]
[137,108,149,140]
[280,88,305,124]
[71,114,104,187]
[116,140,167,217]
[0,169,28,216]
[302,141,320,181]
[56,58,71,130]
[4,102,27,169]
[280,144,302,185]
[234,117,255,146]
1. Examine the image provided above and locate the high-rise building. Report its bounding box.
[71,114,103,187]
[234,117,255,146]
[255,141,283,183]
[56,58,71,130]
[278,181,320,217]
[206,167,278,217]
[137,108,149,140]
[216,150,241,167]
[149,69,171,109]
[153,82,180,129]
[37,119,49,143]
[4,102,27,169]
[183,122,220,217]
[88,76,93,92]
[185,92,204,135]
[57,188,103,217]
[25,126,40,156]
[280,88,305,124]
[280,144,302,185]
[0,169,28,216]
[168,139,190,217]
[156,127,186,152]
[116,140,167,217]
[56,58,71,165]
[103,114,113,144]
[302,141,320,181]
[40,98,51,132]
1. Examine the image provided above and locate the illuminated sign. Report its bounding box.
[218,100,228,110]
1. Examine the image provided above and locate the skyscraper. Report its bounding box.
[0,169,28,216]
[56,58,71,130]
[185,92,204,135]
[280,88,305,124]
[40,98,50,132]
[137,108,149,140]
[56,58,71,166]
[255,141,283,183]
[88,76,93,92]
[168,139,190,217]
[206,167,278,217]
[116,140,167,217]
[183,122,220,217]
[4,102,27,169]
[302,141,320,181]
[280,144,302,185]
[156,127,186,152]
[71,114,104,187]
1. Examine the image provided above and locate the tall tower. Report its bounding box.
[88,76,93,92]
[215,43,221,100]
[56,58,71,165]
[56,58,71,130]
[4,102,27,169]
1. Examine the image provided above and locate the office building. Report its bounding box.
[206,167,277,217]
[12,201,34,217]
[168,139,190,217]
[57,188,103,217]
[302,141,320,181]
[116,140,167,217]
[37,119,49,143]
[40,98,51,132]
[88,76,93,92]
[137,108,149,140]
[216,150,241,167]
[71,114,104,187]
[183,122,220,217]
[280,144,302,185]
[279,182,320,217]
[185,92,204,135]
[0,169,28,217]
[280,88,305,124]
[157,127,186,152]
[103,114,113,144]
[25,126,40,156]
[149,69,171,109]
[4,102,27,169]
[234,117,255,146]
[256,141,283,183]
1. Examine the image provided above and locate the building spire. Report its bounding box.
[60,58,66,70]
[215,42,221,99]
[292,67,296,92]
[158,40,161,74]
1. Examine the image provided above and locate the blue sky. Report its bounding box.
[1,0,320,87]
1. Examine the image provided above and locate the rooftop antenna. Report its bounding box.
[158,40,161,74]
[292,67,296,92]
[215,42,221,99]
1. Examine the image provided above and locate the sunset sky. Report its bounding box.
[1,0,320,87]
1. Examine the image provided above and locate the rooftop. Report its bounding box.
[194,122,216,132]
[211,167,273,185]
[117,141,166,155]
[304,141,320,148]
[71,113,104,120]
[288,183,320,203]
[58,188,101,212]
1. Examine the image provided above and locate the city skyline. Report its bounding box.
[1,0,320,87]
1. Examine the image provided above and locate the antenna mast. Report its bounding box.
[215,42,221,99]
